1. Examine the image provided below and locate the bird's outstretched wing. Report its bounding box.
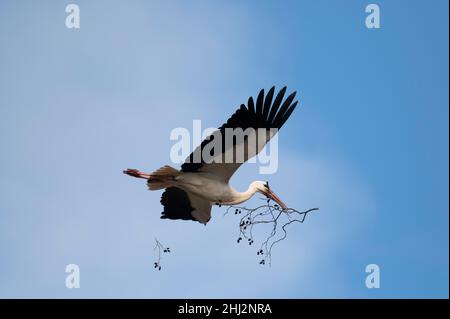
[160,187,212,224]
[181,86,298,182]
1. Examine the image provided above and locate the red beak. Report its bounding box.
[266,189,288,210]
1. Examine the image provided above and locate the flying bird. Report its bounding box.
[124,86,298,224]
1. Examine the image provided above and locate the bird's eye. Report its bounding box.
[265,181,270,190]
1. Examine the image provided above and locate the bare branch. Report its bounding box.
[225,200,318,266]
[153,238,171,271]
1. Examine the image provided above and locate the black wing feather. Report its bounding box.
[248,97,255,115]
[160,187,195,221]
[273,91,297,127]
[277,101,298,128]
[256,89,264,115]
[181,86,298,173]
[267,86,286,124]
[262,86,275,121]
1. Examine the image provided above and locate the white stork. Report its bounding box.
[124,86,298,224]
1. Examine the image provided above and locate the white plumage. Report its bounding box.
[124,86,298,224]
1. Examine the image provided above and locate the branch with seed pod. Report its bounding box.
[153,238,171,271]
[225,200,318,266]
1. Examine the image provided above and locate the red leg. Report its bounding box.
[123,168,151,179]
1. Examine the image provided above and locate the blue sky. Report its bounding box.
[0,0,448,298]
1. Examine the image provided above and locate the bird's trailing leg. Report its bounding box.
[123,168,151,179]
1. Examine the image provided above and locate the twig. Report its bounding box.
[225,200,318,266]
[153,238,171,271]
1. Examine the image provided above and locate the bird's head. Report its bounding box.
[252,181,288,210]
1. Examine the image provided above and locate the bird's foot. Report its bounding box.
[123,168,151,179]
